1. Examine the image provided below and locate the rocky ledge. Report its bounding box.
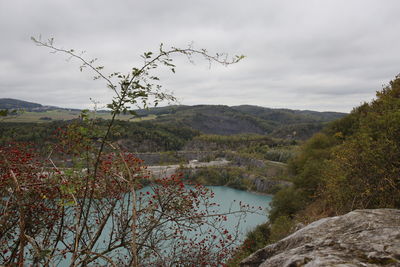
[241,209,400,267]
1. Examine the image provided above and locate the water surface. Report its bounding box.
[206,186,272,238]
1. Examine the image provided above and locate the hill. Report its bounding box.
[231,105,344,123]
[0,98,79,112]
[0,98,43,110]
[0,98,346,140]
[138,105,345,139]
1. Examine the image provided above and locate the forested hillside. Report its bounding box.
[230,75,400,265]
[137,104,345,138]
[1,99,345,141]
[0,98,43,110]
[0,120,200,152]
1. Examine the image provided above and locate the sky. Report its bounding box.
[1,0,400,112]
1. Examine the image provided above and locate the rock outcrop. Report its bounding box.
[133,151,217,165]
[241,209,400,267]
[252,177,291,193]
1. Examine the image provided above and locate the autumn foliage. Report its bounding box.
[0,123,250,266]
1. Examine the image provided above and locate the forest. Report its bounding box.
[228,75,400,264]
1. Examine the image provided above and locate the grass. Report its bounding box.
[3,110,157,123]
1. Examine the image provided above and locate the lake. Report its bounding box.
[204,186,272,238]
[39,185,272,266]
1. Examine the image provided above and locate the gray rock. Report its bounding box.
[252,177,291,193]
[241,209,400,267]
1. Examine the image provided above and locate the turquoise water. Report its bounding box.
[25,186,272,266]
[205,186,272,238]
[135,185,272,241]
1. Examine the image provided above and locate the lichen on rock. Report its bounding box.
[241,209,400,267]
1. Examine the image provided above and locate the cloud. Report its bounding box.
[0,0,399,112]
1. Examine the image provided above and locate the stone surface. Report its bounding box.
[252,177,291,193]
[147,158,230,178]
[241,209,400,267]
[133,151,217,165]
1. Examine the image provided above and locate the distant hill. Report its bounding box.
[136,105,346,139]
[0,98,43,110]
[232,105,344,123]
[0,98,78,111]
[0,99,346,140]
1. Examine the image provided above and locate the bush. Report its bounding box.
[269,215,294,243]
[268,187,307,222]
[264,147,295,163]
[226,223,271,266]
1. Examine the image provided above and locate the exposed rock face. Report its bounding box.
[227,154,266,169]
[252,177,291,193]
[241,209,400,267]
[134,151,216,165]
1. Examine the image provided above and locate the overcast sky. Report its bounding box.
[1,0,399,112]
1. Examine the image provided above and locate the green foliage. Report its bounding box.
[268,187,307,222]
[270,122,326,140]
[269,215,294,243]
[109,120,200,151]
[0,120,199,152]
[0,109,21,119]
[289,133,338,198]
[228,215,294,265]
[191,133,287,151]
[232,105,344,123]
[0,122,61,145]
[228,76,400,263]
[226,222,271,266]
[269,75,400,226]
[182,167,253,191]
[136,104,344,138]
[263,147,296,163]
[183,166,253,190]
[321,76,400,212]
[243,223,271,251]
[0,109,9,116]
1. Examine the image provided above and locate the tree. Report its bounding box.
[268,74,400,223]
[322,75,400,213]
[1,37,249,266]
